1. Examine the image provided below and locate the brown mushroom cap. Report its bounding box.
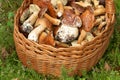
[81,7,95,32]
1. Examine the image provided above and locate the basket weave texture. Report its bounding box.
[14,0,115,76]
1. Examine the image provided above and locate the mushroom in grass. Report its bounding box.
[20,4,40,33]
[28,18,49,42]
[55,8,82,43]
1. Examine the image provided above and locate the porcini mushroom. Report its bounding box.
[81,7,95,32]
[28,18,48,42]
[20,4,40,33]
[85,32,94,41]
[55,24,79,43]
[55,8,82,43]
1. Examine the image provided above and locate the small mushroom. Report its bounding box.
[77,29,87,44]
[56,0,64,17]
[85,32,94,41]
[43,32,55,46]
[94,7,105,16]
[71,40,81,47]
[55,24,79,43]
[28,18,48,42]
[44,13,61,25]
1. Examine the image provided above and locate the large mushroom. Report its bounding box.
[55,8,82,43]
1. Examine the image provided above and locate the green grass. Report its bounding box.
[0,0,120,80]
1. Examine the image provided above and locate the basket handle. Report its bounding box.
[105,0,115,25]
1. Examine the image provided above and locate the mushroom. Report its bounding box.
[20,8,30,23]
[71,2,85,15]
[56,0,64,17]
[94,7,105,16]
[85,32,94,41]
[29,4,40,14]
[55,24,79,43]
[20,4,40,33]
[20,12,39,33]
[77,29,87,44]
[62,8,82,27]
[44,13,61,25]
[71,40,81,47]
[51,0,68,7]
[55,8,82,43]
[28,18,48,42]
[81,7,95,32]
[43,32,55,46]
[38,32,48,44]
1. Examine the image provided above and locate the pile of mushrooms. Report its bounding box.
[20,0,106,47]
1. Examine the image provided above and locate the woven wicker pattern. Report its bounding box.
[14,0,115,76]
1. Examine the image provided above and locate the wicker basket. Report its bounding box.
[14,0,115,77]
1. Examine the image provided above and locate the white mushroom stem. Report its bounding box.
[75,1,92,7]
[44,13,61,25]
[24,12,39,25]
[21,12,39,33]
[28,18,48,42]
[77,29,87,44]
[94,7,105,16]
[56,0,64,17]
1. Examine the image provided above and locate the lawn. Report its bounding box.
[0,0,120,80]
